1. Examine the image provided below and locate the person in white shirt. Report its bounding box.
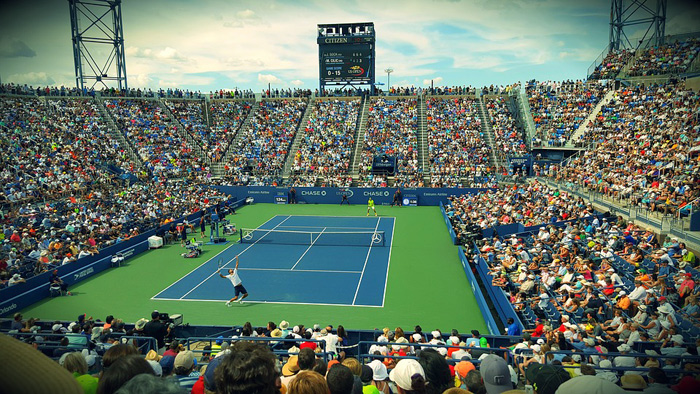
[628,281,647,305]
[219,256,248,306]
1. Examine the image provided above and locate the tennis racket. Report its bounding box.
[217,258,225,273]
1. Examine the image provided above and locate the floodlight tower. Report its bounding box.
[609,0,666,51]
[68,0,128,91]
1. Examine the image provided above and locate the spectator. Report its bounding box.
[97,355,154,394]
[288,370,330,394]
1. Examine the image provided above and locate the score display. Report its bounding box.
[320,43,372,82]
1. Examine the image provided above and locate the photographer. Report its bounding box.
[142,310,171,354]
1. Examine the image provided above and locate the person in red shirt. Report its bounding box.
[10,231,21,243]
[299,331,317,351]
[679,273,695,304]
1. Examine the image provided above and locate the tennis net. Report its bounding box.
[239,228,386,247]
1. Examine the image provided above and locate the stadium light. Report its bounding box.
[385,68,393,92]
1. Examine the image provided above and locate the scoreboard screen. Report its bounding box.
[320,43,372,83]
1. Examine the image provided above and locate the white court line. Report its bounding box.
[239,267,362,274]
[290,227,326,270]
[380,218,396,308]
[277,225,379,230]
[176,215,292,300]
[152,297,383,308]
[151,215,280,299]
[352,217,381,305]
[280,214,395,219]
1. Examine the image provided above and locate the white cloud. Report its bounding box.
[131,73,153,87]
[7,71,54,85]
[237,9,255,18]
[290,79,304,86]
[258,73,283,84]
[423,77,443,85]
[126,46,188,61]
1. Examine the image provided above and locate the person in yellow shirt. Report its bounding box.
[367,198,377,217]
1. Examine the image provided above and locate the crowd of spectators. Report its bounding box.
[166,100,254,163]
[426,97,491,187]
[485,96,529,158]
[7,303,699,393]
[628,38,700,77]
[0,181,230,288]
[105,99,207,180]
[359,98,421,187]
[291,99,359,187]
[589,49,633,80]
[225,99,307,186]
[207,100,253,161]
[527,80,608,147]
[546,81,700,218]
[0,97,143,204]
[468,209,700,386]
[445,180,594,230]
[262,88,313,98]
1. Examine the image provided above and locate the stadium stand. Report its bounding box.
[2,41,700,392]
[104,99,207,180]
[224,99,307,186]
[548,81,700,218]
[527,80,608,147]
[426,97,491,187]
[290,98,359,187]
[359,98,421,187]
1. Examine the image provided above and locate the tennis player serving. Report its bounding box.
[220,256,248,306]
[367,197,377,216]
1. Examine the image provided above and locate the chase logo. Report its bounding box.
[301,190,326,196]
[363,191,390,197]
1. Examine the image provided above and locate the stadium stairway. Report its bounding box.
[282,96,316,184]
[565,89,616,147]
[349,94,371,186]
[95,96,145,170]
[212,100,259,177]
[515,87,537,151]
[476,97,501,169]
[158,99,211,170]
[418,94,430,185]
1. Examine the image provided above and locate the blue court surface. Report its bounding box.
[152,215,395,307]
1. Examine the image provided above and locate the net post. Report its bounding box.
[239,228,243,243]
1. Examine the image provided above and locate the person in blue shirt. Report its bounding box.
[505,317,522,336]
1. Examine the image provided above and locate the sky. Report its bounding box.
[1,0,699,92]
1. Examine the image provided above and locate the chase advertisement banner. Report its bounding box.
[215,186,493,206]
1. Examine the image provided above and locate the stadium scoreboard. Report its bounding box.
[318,23,375,90]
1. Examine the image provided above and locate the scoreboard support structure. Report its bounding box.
[318,22,376,96]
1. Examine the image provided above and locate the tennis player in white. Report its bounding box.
[220,256,248,306]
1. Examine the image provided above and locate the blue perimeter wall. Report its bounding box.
[213,186,492,206]
[0,198,246,317]
[458,247,499,335]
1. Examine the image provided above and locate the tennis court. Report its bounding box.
[152,215,395,307]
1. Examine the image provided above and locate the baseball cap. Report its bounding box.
[528,364,570,394]
[554,375,625,394]
[368,359,388,380]
[621,374,647,390]
[480,354,512,394]
[455,361,475,378]
[389,359,425,391]
[174,350,194,370]
[159,355,175,375]
[360,365,374,383]
[204,354,224,391]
